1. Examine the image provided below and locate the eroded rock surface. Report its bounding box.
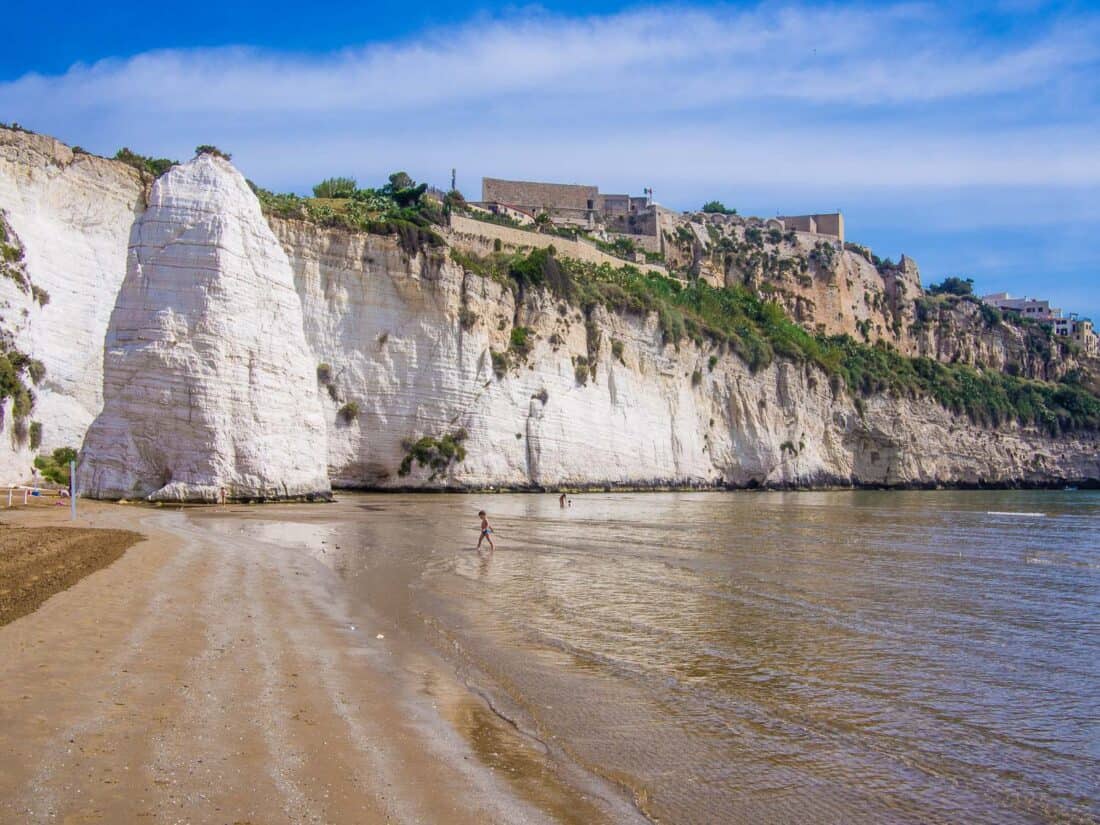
[78,154,330,501]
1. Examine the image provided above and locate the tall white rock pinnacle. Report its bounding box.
[79,153,330,501]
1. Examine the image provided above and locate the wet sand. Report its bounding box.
[0,499,641,824]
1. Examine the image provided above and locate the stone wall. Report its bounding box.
[448,215,666,274]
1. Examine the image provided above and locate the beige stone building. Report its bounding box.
[776,212,845,242]
[480,177,650,228]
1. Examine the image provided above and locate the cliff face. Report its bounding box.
[0,130,145,480]
[0,128,1096,496]
[275,218,1099,489]
[689,214,1073,382]
[78,155,331,501]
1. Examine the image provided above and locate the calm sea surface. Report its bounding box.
[329,491,1099,823]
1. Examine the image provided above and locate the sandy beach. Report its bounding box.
[0,499,640,824]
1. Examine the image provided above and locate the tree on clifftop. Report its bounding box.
[928,276,974,297]
[195,144,232,161]
[702,200,737,215]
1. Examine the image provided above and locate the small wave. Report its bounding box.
[987,511,1046,517]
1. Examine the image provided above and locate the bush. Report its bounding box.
[708,354,718,371]
[195,144,231,160]
[0,345,37,420]
[114,147,178,177]
[692,369,703,386]
[34,446,77,485]
[509,326,532,358]
[28,421,41,449]
[611,339,625,362]
[490,350,508,378]
[312,177,358,199]
[928,277,974,297]
[398,429,469,478]
[338,401,360,423]
[980,304,1002,327]
[702,201,737,215]
[316,363,333,383]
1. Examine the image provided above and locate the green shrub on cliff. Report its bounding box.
[0,339,40,422]
[312,177,358,199]
[114,147,178,177]
[485,249,1100,432]
[253,172,444,255]
[195,144,231,160]
[702,201,737,215]
[398,430,468,479]
[928,277,974,297]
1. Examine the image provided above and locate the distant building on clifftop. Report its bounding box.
[981,292,1062,320]
[480,177,651,228]
[981,292,1096,355]
[775,212,845,243]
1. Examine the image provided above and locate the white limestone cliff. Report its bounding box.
[274,219,1099,490]
[0,127,1096,496]
[0,130,144,480]
[77,154,330,501]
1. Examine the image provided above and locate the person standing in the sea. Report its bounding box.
[559,492,566,508]
[477,510,495,551]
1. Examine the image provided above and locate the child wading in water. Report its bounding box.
[477,510,495,551]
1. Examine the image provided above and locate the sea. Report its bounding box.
[258,490,1100,824]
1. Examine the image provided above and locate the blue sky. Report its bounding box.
[3,0,1098,318]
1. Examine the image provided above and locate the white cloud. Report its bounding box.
[1,1,1098,194]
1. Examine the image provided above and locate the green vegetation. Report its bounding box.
[312,176,358,198]
[252,171,444,255]
[593,235,638,260]
[702,201,737,215]
[509,326,532,358]
[195,144,231,160]
[338,401,360,423]
[398,429,468,478]
[979,304,1003,327]
[454,248,1100,433]
[691,369,703,387]
[316,362,333,383]
[928,277,974,297]
[611,339,625,363]
[114,147,178,178]
[0,337,41,422]
[574,357,590,385]
[844,242,874,264]
[34,446,77,485]
[490,350,508,378]
[28,421,42,450]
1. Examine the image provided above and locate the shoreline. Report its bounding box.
[87,476,1100,506]
[0,498,645,824]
